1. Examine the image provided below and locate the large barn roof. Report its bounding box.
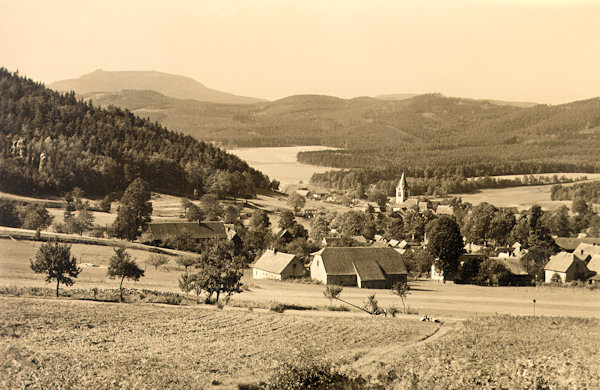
[253,250,299,274]
[554,237,600,251]
[147,221,227,241]
[544,252,581,273]
[315,247,407,278]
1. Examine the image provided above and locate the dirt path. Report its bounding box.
[347,319,463,375]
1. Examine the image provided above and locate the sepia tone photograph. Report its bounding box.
[1,0,599,388]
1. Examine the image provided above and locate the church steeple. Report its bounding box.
[396,171,409,203]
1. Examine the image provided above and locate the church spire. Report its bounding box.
[396,171,409,203]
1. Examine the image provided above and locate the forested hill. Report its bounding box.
[0,68,275,198]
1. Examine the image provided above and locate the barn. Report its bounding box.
[310,247,407,288]
[544,252,589,283]
[146,221,227,245]
[492,257,532,286]
[252,249,305,280]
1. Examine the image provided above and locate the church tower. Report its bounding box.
[396,172,409,203]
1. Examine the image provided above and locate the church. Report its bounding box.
[392,172,419,211]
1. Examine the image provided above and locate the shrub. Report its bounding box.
[388,306,400,317]
[266,361,366,390]
[550,272,562,284]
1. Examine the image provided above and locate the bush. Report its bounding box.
[269,302,316,313]
[266,361,366,390]
[551,272,562,284]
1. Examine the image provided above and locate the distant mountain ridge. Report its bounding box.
[375,93,538,107]
[49,69,266,105]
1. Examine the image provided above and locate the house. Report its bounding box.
[573,243,600,262]
[512,242,527,258]
[436,205,453,216]
[418,201,428,213]
[295,188,310,198]
[277,228,294,242]
[586,255,600,284]
[553,237,600,252]
[310,247,407,288]
[252,249,305,280]
[146,221,227,244]
[224,223,242,245]
[544,252,589,283]
[490,257,532,286]
[351,235,370,245]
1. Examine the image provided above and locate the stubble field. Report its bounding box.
[0,297,437,389]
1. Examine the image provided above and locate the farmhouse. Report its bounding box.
[252,249,304,280]
[490,257,532,286]
[544,252,589,283]
[310,247,407,288]
[146,221,227,245]
[573,243,600,262]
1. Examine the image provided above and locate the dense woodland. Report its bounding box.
[551,182,600,203]
[84,85,600,192]
[0,68,276,198]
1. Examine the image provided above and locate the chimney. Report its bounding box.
[273,248,278,254]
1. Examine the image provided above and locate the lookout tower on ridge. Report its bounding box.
[396,172,409,203]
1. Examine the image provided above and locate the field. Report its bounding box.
[0,297,437,389]
[2,238,599,320]
[378,315,600,389]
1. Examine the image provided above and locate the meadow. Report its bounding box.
[2,238,599,320]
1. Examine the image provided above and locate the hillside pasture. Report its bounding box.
[0,297,437,389]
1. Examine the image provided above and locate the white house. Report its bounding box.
[252,249,304,280]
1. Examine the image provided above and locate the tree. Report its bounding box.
[178,272,194,296]
[462,202,497,245]
[522,245,555,282]
[476,258,510,286]
[392,282,410,314]
[487,209,516,246]
[0,199,20,227]
[194,240,245,303]
[403,210,426,241]
[107,247,145,302]
[176,255,198,271]
[146,254,169,270]
[426,216,464,281]
[30,240,81,297]
[288,193,306,214]
[113,178,153,241]
[367,189,388,209]
[186,203,203,222]
[572,197,588,215]
[278,210,296,230]
[74,208,94,235]
[199,194,222,221]
[99,195,112,213]
[323,285,343,308]
[21,204,54,232]
[309,215,330,244]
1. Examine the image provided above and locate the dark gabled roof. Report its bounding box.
[147,221,227,241]
[315,247,407,276]
[491,257,529,276]
[353,260,385,281]
[253,250,299,274]
[554,237,600,251]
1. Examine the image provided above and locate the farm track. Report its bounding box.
[347,320,462,375]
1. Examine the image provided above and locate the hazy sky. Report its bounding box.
[1,0,599,104]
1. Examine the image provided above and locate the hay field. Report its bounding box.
[0,297,437,389]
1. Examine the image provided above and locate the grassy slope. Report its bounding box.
[0,297,436,388]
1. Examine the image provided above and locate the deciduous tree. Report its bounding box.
[426,216,464,280]
[107,247,145,302]
[30,240,81,297]
[113,178,152,241]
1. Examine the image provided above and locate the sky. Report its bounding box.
[1,0,599,104]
